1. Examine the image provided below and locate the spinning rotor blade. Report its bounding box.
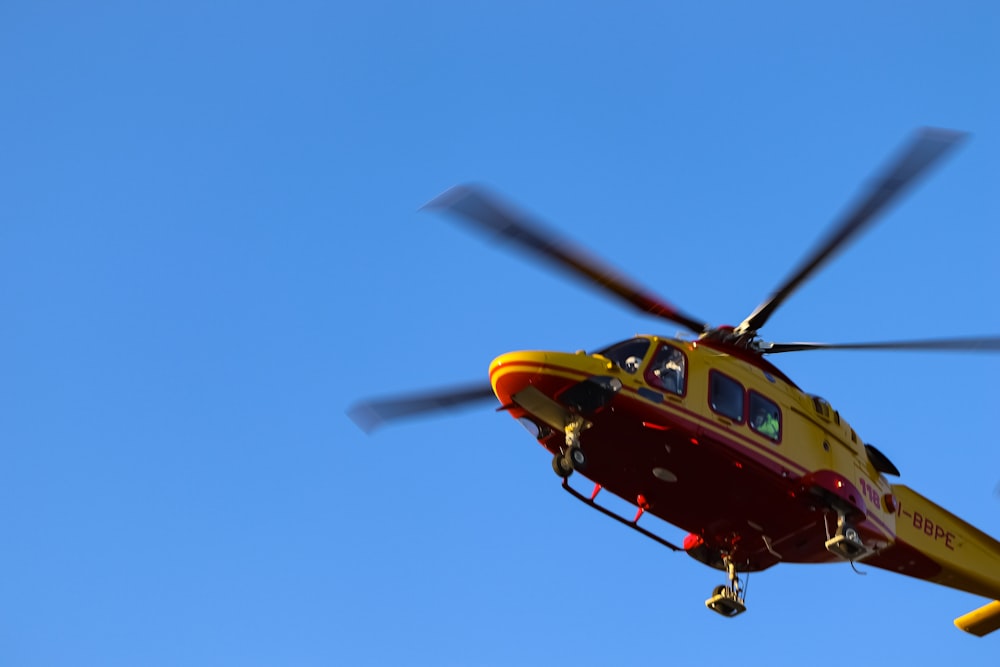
[424,185,709,334]
[738,128,966,335]
[763,336,1000,355]
[348,384,497,433]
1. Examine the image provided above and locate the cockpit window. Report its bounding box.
[749,391,781,441]
[709,371,744,422]
[596,338,651,374]
[645,344,686,395]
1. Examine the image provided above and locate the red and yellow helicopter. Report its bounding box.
[350,128,1000,636]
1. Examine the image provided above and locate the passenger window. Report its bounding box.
[645,344,686,395]
[597,338,650,374]
[709,372,744,421]
[749,391,781,441]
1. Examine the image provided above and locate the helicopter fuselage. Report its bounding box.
[355,130,1000,632]
[489,335,1000,610]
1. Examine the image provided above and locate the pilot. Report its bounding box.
[754,409,779,439]
[652,347,683,394]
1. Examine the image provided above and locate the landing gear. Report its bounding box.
[551,418,588,478]
[552,446,586,478]
[552,451,573,477]
[705,556,747,618]
[824,512,873,561]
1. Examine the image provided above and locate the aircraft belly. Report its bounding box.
[492,361,860,570]
[563,392,834,570]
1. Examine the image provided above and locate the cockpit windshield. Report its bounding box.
[646,343,686,395]
[596,338,651,374]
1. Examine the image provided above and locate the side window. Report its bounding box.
[749,391,781,441]
[645,344,686,395]
[597,338,651,374]
[709,372,744,422]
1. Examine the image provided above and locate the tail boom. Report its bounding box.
[864,485,1000,636]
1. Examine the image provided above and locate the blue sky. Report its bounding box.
[2,2,1000,665]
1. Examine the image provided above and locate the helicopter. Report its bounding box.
[349,128,1000,636]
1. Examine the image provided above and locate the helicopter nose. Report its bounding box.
[489,350,617,408]
[489,351,550,406]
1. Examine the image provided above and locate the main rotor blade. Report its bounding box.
[424,185,709,334]
[738,128,966,335]
[348,384,497,433]
[762,336,1000,355]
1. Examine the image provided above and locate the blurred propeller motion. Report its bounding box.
[349,128,1000,432]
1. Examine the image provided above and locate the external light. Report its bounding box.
[517,417,541,438]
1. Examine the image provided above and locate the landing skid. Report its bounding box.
[559,478,682,552]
